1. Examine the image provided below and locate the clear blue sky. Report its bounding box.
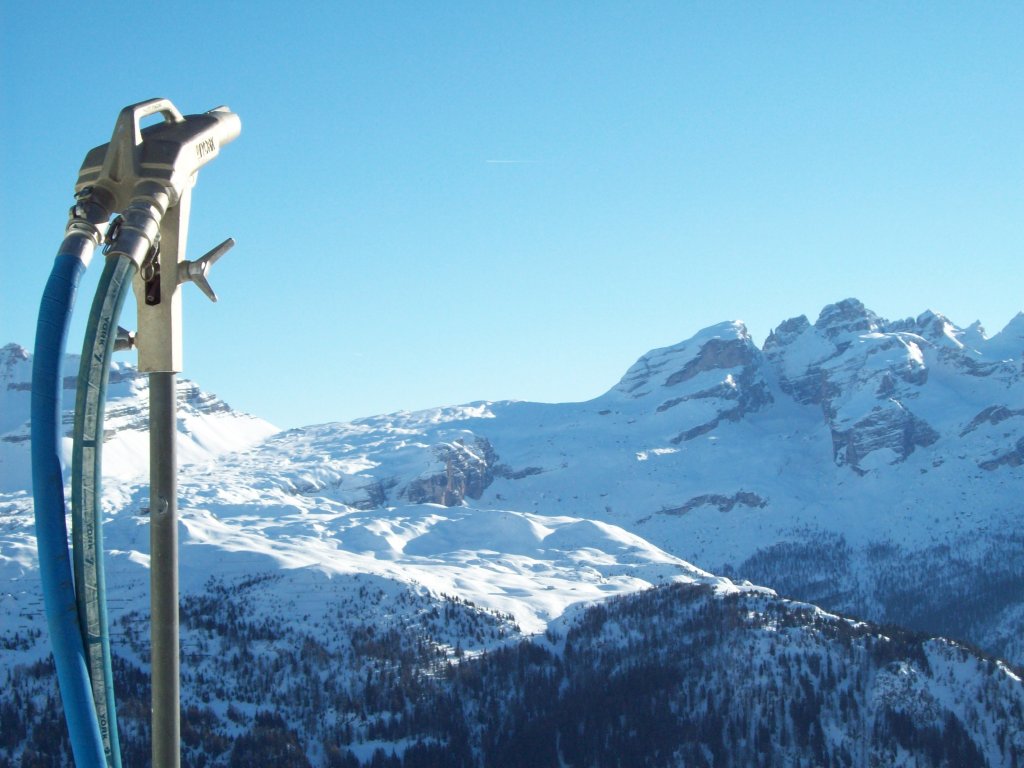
[2,2,1021,428]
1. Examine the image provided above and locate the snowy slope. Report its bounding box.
[0,342,278,493]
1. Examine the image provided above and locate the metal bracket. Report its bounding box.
[132,190,190,372]
[114,327,136,352]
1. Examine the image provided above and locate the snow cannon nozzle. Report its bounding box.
[75,98,242,214]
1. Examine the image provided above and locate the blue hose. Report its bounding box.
[32,245,108,768]
[73,255,134,768]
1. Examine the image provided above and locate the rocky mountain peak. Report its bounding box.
[905,309,974,350]
[1,343,30,387]
[815,298,882,340]
[612,321,756,399]
[604,300,1024,474]
[664,330,757,388]
[962,320,988,348]
[986,312,1024,361]
[759,300,1022,473]
[1,344,33,435]
[603,321,773,443]
[763,315,811,350]
[1,342,28,368]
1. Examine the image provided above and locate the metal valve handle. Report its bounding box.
[178,237,235,302]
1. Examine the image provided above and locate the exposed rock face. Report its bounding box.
[961,405,1024,436]
[402,437,498,506]
[3,343,241,438]
[763,300,955,470]
[1,343,33,434]
[647,491,769,519]
[979,437,1024,470]
[0,342,29,372]
[831,404,940,470]
[815,297,882,341]
[608,300,1024,473]
[613,321,774,442]
[615,321,758,398]
[663,335,758,387]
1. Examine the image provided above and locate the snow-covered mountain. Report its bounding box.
[0,342,277,494]
[176,298,1021,664]
[2,298,1023,766]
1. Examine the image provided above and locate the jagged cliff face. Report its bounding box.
[0,343,33,435]
[576,297,1022,477]
[763,299,1022,473]
[613,321,774,443]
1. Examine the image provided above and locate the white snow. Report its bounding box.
[2,299,1023,667]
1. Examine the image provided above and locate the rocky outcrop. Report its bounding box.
[0,343,29,373]
[961,405,1024,436]
[763,315,838,406]
[831,405,939,470]
[402,437,498,506]
[647,491,768,518]
[662,335,758,388]
[764,300,947,470]
[608,298,1018,469]
[979,438,1024,471]
[668,358,774,443]
[610,322,773,444]
[614,322,760,398]
[814,298,882,341]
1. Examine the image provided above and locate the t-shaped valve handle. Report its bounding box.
[179,237,234,302]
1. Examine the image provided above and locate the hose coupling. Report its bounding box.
[65,186,114,245]
[103,185,170,269]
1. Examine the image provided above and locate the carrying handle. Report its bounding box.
[97,98,187,188]
[120,98,185,146]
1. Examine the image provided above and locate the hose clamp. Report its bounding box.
[65,186,113,246]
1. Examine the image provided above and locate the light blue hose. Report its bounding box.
[73,254,134,768]
[32,245,108,768]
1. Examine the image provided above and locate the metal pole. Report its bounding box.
[150,371,179,768]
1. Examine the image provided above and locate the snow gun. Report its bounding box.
[31,98,241,768]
